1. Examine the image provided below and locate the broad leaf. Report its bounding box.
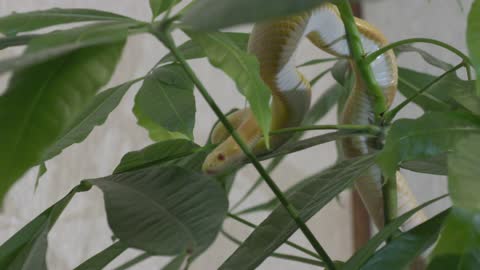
[343,195,448,270]
[360,210,449,270]
[0,32,125,203]
[377,112,480,179]
[158,32,249,64]
[186,31,271,146]
[428,208,480,270]
[450,82,480,118]
[133,108,189,142]
[113,139,201,174]
[448,134,480,210]
[0,8,133,35]
[0,183,89,270]
[162,254,186,270]
[73,242,127,270]
[89,166,228,256]
[150,0,180,19]
[0,22,131,74]
[43,80,137,162]
[220,155,376,270]
[467,0,480,94]
[182,0,328,30]
[134,64,195,139]
[400,154,448,176]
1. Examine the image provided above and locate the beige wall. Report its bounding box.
[0,0,472,269]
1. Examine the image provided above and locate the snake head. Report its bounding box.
[202,138,244,175]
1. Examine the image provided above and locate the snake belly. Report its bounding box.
[202,3,425,230]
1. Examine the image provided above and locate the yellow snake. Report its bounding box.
[202,3,425,229]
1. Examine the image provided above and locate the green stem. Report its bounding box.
[114,253,150,270]
[382,176,397,241]
[158,31,336,270]
[227,213,321,260]
[270,124,381,136]
[297,57,340,68]
[221,230,326,267]
[383,62,464,123]
[335,0,387,120]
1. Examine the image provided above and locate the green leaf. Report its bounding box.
[182,0,328,30]
[377,112,480,179]
[35,163,48,191]
[88,166,228,256]
[73,242,127,270]
[0,22,131,75]
[395,45,453,71]
[42,80,136,162]
[450,81,480,118]
[331,59,350,86]
[186,31,272,146]
[220,155,376,270]
[0,31,125,204]
[400,154,448,176]
[0,183,89,270]
[448,134,480,210]
[158,32,249,64]
[134,64,195,139]
[150,0,180,19]
[0,34,35,50]
[360,210,449,270]
[133,108,189,142]
[113,139,201,174]
[343,195,448,270]
[0,8,133,35]
[297,57,338,68]
[428,208,480,270]
[162,253,186,270]
[467,0,480,95]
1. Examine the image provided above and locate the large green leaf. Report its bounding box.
[42,80,137,162]
[467,0,480,94]
[133,108,189,142]
[377,112,480,179]
[0,183,89,270]
[134,64,196,139]
[0,32,125,203]
[428,208,480,270]
[113,139,201,174]
[182,0,328,30]
[343,195,448,270]
[448,134,480,210]
[158,32,249,64]
[88,166,228,256]
[186,31,272,146]
[220,155,376,270]
[360,210,449,270]
[0,22,131,74]
[149,0,180,19]
[0,8,133,35]
[450,82,480,118]
[73,242,127,270]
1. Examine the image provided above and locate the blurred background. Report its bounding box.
[0,0,473,269]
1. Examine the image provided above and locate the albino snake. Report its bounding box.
[202,3,425,230]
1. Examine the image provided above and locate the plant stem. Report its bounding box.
[221,230,326,267]
[227,213,322,260]
[382,175,397,241]
[383,62,464,123]
[114,252,150,270]
[158,31,336,270]
[335,0,387,120]
[297,57,340,68]
[270,124,381,136]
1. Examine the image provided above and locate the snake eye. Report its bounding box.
[217,153,225,161]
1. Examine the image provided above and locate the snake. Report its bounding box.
[201,3,426,230]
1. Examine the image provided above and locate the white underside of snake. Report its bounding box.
[202,3,426,230]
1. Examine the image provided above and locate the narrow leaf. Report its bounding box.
[0,34,35,50]
[182,0,328,30]
[89,166,228,256]
[150,0,180,19]
[186,31,271,146]
[395,45,453,71]
[134,64,195,139]
[467,0,480,94]
[0,31,125,203]
[0,8,133,35]
[428,208,480,270]
[74,242,127,270]
[400,154,448,176]
[220,155,377,270]
[162,253,186,270]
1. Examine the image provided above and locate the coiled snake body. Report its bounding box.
[202,3,425,229]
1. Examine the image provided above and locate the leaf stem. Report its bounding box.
[382,175,397,241]
[270,124,381,136]
[335,0,387,120]
[383,62,465,123]
[157,30,336,270]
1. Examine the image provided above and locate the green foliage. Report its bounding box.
[133,64,196,139]
[186,31,272,146]
[73,242,127,270]
[467,0,480,94]
[149,0,180,19]
[88,166,228,256]
[0,32,125,204]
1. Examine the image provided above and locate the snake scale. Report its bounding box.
[202,3,426,230]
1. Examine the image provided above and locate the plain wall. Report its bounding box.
[0,0,473,269]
